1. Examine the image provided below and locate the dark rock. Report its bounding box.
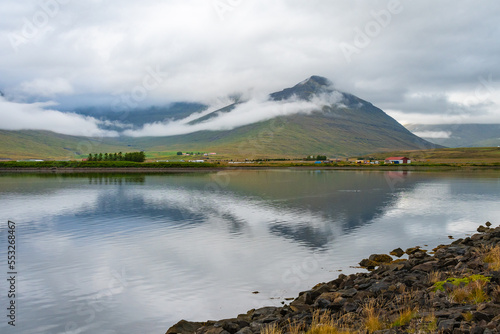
[252,307,278,320]
[288,299,311,313]
[439,319,457,332]
[454,329,471,334]
[369,281,390,294]
[442,258,459,267]
[342,302,358,313]
[167,320,205,334]
[234,328,252,334]
[477,303,500,316]
[409,250,427,259]
[412,261,435,272]
[390,248,405,258]
[214,321,240,334]
[406,246,421,255]
[478,225,488,233]
[471,326,485,334]
[249,322,263,333]
[313,298,331,309]
[359,258,378,268]
[316,292,341,302]
[369,254,393,263]
[198,328,230,334]
[474,311,494,322]
[341,288,357,298]
[387,262,407,271]
[311,283,331,299]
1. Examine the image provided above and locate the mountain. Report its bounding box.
[74,102,207,130]
[124,76,437,157]
[0,76,439,159]
[405,124,500,148]
[270,75,333,101]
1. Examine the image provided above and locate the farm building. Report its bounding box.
[385,157,411,164]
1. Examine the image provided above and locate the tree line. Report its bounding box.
[304,155,328,161]
[87,151,146,162]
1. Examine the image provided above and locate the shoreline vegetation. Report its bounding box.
[1,147,499,172]
[166,224,500,334]
[0,160,500,173]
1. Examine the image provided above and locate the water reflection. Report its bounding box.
[0,170,499,334]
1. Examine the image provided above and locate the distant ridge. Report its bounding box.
[406,124,500,148]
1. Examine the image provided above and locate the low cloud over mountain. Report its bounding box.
[0,96,116,137]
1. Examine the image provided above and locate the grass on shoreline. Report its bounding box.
[1,160,500,171]
[0,161,218,169]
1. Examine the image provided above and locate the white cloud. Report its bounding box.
[0,96,117,136]
[124,92,343,137]
[412,131,452,139]
[20,77,74,97]
[1,0,500,125]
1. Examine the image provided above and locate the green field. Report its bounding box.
[370,147,500,164]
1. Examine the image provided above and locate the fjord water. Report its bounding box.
[0,170,499,334]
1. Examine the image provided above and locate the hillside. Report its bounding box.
[121,76,439,158]
[0,76,440,159]
[406,124,500,148]
[0,130,139,160]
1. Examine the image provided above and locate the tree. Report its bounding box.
[87,153,93,161]
[177,151,182,155]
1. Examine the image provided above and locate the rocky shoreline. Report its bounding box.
[167,223,500,334]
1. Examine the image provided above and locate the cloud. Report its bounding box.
[412,131,452,139]
[124,92,343,137]
[0,96,117,136]
[19,77,74,97]
[1,0,500,125]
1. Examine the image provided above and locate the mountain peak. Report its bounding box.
[270,75,334,101]
[300,75,331,87]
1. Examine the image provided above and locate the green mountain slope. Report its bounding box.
[125,113,436,158]
[122,77,438,157]
[0,76,439,159]
[0,130,138,160]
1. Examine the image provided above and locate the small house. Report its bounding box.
[385,157,411,164]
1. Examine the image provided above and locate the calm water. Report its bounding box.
[0,169,499,334]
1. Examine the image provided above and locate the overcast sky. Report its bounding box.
[1,0,499,136]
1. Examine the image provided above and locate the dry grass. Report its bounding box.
[484,245,500,270]
[287,319,303,334]
[262,323,282,334]
[492,285,500,303]
[450,279,489,304]
[422,313,438,332]
[363,300,385,333]
[462,311,474,322]
[305,310,357,334]
[391,308,418,328]
[427,270,444,284]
